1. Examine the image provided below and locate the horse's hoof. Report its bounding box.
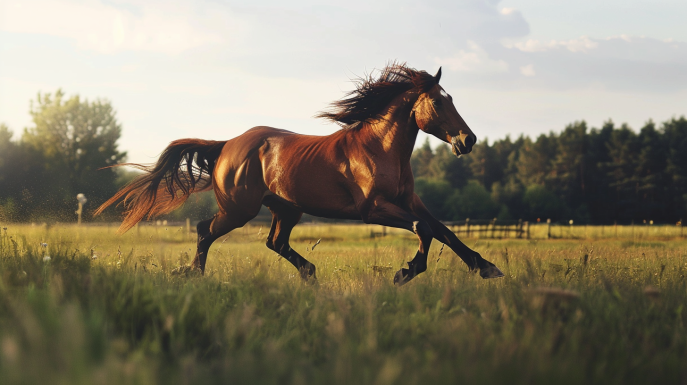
[480,265,505,279]
[299,264,317,282]
[393,268,410,286]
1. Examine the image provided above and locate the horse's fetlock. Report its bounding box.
[408,260,427,274]
[415,262,427,273]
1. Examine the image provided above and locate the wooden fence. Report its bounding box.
[443,219,530,239]
[370,219,530,239]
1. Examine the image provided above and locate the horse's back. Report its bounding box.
[212,126,359,218]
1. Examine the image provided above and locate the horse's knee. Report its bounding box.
[277,243,291,255]
[272,237,290,255]
[266,238,290,256]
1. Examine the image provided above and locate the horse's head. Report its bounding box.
[412,68,476,156]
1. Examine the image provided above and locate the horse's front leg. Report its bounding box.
[409,194,504,279]
[360,199,433,286]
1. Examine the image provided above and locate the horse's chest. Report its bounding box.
[374,171,402,194]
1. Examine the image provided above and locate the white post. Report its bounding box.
[76,194,87,226]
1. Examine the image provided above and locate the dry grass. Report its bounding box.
[0,223,686,384]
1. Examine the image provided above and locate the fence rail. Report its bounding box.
[371,219,684,240]
[443,219,530,239]
[11,217,685,241]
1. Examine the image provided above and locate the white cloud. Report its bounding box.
[490,36,687,93]
[0,0,233,54]
[435,41,509,73]
[607,34,633,43]
[520,64,535,77]
[2,0,686,164]
[510,36,599,53]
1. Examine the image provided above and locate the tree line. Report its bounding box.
[0,90,216,223]
[411,117,687,224]
[0,90,127,222]
[1,89,685,224]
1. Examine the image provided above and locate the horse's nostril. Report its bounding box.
[464,135,475,148]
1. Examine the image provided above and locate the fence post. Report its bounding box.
[569,219,574,238]
[465,218,470,238]
[517,219,522,239]
[547,218,551,239]
[491,218,497,239]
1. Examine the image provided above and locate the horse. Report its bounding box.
[95,63,504,285]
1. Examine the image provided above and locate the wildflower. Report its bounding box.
[43,255,51,262]
[41,243,48,248]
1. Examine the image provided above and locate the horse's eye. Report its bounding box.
[434,99,443,107]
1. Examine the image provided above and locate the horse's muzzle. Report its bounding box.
[450,135,476,156]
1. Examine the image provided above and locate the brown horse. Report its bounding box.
[95,63,504,285]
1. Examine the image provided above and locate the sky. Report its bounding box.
[0,0,686,163]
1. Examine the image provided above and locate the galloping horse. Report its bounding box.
[96,63,504,285]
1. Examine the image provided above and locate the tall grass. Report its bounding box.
[0,224,686,384]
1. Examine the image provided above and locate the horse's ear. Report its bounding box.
[435,67,442,83]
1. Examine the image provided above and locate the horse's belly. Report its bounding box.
[297,191,360,219]
[273,180,360,220]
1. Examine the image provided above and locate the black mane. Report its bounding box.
[317,62,437,126]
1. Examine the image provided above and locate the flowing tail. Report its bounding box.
[95,139,226,233]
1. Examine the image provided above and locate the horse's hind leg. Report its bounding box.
[264,200,316,281]
[191,202,259,274]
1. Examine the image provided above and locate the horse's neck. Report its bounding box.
[361,101,419,163]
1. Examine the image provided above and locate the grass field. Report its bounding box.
[0,223,686,384]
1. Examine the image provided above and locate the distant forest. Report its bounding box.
[0,90,216,223]
[411,117,687,224]
[1,89,685,224]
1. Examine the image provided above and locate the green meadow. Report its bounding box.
[0,223,686,384]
